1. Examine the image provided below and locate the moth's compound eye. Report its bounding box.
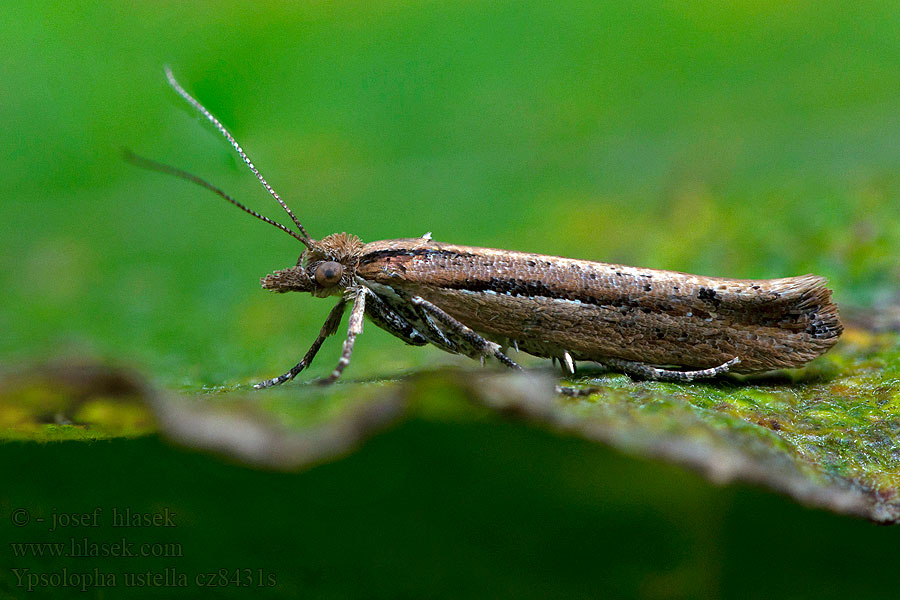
[315,261,343,287]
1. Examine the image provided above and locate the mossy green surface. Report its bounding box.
[0,364,154,442]
[551,329,900,522]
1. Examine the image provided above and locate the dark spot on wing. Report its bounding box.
[698,287,722,308]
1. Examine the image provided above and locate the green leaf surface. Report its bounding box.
[5,325,897,523]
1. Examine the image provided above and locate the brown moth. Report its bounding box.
[133,68,843,389]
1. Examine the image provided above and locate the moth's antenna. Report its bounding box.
[124,149,313,247]
[164,66,313,243]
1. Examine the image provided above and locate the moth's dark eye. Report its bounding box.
[315,261,343,287]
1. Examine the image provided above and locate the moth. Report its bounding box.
[133,68,843,389]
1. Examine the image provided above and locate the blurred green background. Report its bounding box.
[2,1,900,598]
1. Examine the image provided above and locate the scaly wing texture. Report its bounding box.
[358,240,842,371]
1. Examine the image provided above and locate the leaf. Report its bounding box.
[149,381,408,470]
[458,329,900,523]
[138,325,900,524]
[2,326,898,523]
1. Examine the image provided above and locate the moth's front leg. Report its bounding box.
[318,287,368,385]
[410,296,520,369]
[254,298,347,389]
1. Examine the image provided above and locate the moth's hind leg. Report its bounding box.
[254,298,347,389]
[603,356,741,382]
[555,356,741,396]
[410,296,520,369]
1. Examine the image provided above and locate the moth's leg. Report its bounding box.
[555,356,740,395]
[254,299,347,389]
[364,289,427,346]
[603,356,740,382]
[410,296,520,369]
[318,287,368,385]
[498,337,519,356]
[410,307,457,352]
[363,282,457,352]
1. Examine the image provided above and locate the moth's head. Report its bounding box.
[261,232,365,298]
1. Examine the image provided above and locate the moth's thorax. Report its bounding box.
[306,232,365,265]
[261,232,365,297]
